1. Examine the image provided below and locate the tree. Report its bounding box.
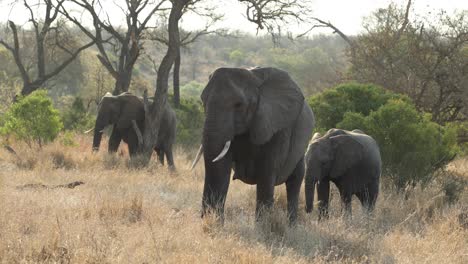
[351,4,468,123]
[0,0,95,96]
[308,0,468,123]
[238,0,312,41]
[61,0,166,95]
[149,1,223,107]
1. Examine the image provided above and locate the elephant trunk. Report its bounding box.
[305,167,317,213]
[201,113,234,219]
[92,114,107,151]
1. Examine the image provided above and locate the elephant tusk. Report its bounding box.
[84,127,94,134]
[131,120,143,146]
[212,141,231,162]
[190,144,203,170]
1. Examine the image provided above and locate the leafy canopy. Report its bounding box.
[308,82,408,131]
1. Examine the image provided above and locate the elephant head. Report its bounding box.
[92,92,145,151]
[199,67,305,217]
[305,130,364,213]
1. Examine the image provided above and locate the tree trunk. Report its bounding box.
[135,0,189,166]
[173,48,181,108]
[113,69,133,95]
[21,83,42,97]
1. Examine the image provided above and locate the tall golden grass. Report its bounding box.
[0,134,466,263]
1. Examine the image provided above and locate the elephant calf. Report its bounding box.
[92,92,177,168]
[305,129,381,219]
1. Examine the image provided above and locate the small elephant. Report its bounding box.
[305,129,381,219]
[191,67,315,224]
[92,92,177,168]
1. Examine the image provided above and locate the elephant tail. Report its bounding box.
[305,165,316,213]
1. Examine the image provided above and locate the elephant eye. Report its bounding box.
[234,102,243,109]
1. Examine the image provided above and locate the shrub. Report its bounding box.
[60,131,78,147]
[439,172,466,204]
[307,82,407,131]
[338,99,459,189]
[50,150,76,170]
[61,96,95,131]
[1,90,63,148]
[170,96,204,148]
[180,81,204,98]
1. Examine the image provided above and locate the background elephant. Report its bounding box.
[305,129,381,219]
[193,67,315,224]
[92,92,177,168]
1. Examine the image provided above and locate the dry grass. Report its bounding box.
[0,134,467,263]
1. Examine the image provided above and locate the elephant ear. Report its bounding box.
[249,67,304,145]
[329,135,364,179]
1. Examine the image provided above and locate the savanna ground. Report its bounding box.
[0,134,467,263]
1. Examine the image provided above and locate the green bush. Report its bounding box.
[1,90,63,148]
[307,82,407,132]
[338,99,459,189]
[60,131,78,147]
[169,95,204,148]
[449,121,468,155]
[61,96,95,131]
[180,81,204,98]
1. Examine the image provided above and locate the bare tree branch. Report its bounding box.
[0,21,30,85]
[0,0,93,96]
[63,0,168,94]
[238,0,311,39]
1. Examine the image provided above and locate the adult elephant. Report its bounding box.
[92,92,177,168]
[192,67,315,224]
[305,129,381,219]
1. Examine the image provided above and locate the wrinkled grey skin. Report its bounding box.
[305,129,381,219]
[200,67,315,224]
[92,92,177,168]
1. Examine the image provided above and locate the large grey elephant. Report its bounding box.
[191,67,315,224]
[305,129,381,219]
[92,92,177,168]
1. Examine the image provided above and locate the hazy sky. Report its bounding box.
[0,0,467,36]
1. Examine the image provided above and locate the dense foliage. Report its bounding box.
[307,83,408,132]
[308,83,459,189]
[1,90,63,148]
[61,97,95,131]
[169,95,204,148]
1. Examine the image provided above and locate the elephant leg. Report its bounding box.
[165,147,175,170]
[255,161,275,222]
[360,181,379,213]
[155,148,165,165]
[126,130,140,157]
[108,127,121,153]
[285,158,304,225]
[356,189,370,212]
[317,180,330,220]
[340,192,352,218]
